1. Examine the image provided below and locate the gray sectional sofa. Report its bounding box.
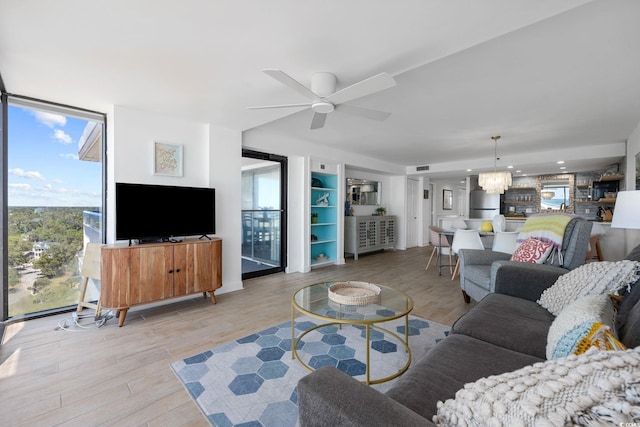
[297,245,640,426]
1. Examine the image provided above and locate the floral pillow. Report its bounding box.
[510,238,553,264]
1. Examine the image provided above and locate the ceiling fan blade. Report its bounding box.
[326,72,396,105]
[263,69,322,102]
[310,112,327,130]
[247,103,311,110]
[336,104,391,121]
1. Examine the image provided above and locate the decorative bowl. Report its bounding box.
[328,281,381,305]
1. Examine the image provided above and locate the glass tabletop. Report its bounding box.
[292,281,413,323]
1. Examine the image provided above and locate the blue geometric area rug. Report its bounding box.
[171,315,449,427]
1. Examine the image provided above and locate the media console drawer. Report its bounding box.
[101,238,222,326]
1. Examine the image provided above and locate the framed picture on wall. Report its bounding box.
[443,189,453,210]
[154,142,183,177]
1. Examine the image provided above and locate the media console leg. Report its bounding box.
[118,308,128,327]
[209,291,217,304]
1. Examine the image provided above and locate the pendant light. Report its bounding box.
[541,190,555,199]
[478,135,512,194]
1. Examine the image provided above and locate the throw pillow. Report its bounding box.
[538,260,640,316]
[546,294,622,359]
[510,238,553,264]
[434,348,640,427]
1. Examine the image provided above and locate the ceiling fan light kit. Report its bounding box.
[312,102,334,114]
[249,69,396,129]
[479,135,512,194]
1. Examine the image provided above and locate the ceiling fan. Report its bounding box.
[248,69,396,130]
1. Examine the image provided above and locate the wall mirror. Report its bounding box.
[346,178,381,205]
[536,174,575,213]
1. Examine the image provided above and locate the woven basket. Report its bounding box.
[328,281,381,306]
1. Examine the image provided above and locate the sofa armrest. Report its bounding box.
[298,366,435,427]
[458,249,511,266]
[492,261,568,301]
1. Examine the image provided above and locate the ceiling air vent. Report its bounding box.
[416,165,430,171]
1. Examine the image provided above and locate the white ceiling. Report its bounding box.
[1,0,639,180]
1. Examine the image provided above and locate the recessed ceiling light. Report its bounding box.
[466,169,472,172]
[557,160,565,164]
[516,170,522,173]
[562,171,569,174]
[507,165,513,169]
[560,166,566,170]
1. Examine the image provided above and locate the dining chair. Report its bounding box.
[492,214,506,232]
[585,222,605,262]
[426,225,452,273]
[451,229,484,280]
[491,231,519,255]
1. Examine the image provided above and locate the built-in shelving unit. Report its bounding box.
[599,174,624,182]
[310,171,338,267]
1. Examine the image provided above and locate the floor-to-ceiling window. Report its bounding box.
[241,150,287,279]
[2,96,105,320]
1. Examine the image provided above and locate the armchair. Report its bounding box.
[458,217,593,303]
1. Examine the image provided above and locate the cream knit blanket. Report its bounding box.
[538,260,640,316]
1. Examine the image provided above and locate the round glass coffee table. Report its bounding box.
[291,281,414,385]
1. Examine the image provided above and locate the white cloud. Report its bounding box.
[60,153,79,160]
[9,183,33,191]
[33,111,66,128]
[9,168,46,181]
[53,178,64,184]
[53,129,72,144]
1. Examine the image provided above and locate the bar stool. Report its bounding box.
[426,225,452,273]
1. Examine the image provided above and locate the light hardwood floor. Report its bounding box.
[0,246,475,427]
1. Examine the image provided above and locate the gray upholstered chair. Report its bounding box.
[458,217,593,303]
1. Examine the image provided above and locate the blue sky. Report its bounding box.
[8,105,102,207]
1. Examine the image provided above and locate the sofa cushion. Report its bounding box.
[462,265,492,291]
[618,285,640,348]
[546,294,620,359]
[625,244,640,263]
[538,260,640,315]
[451,293,555,359]
[385,334,542,421]
[434,348,640,427]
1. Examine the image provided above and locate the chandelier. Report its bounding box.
[478,135,512,194]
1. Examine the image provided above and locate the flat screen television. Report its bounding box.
[116,182,215,243]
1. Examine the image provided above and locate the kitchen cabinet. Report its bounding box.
[101,238,222,326]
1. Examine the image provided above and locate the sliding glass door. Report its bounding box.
[241,150,287,279]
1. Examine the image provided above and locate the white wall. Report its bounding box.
[623,120,640,253]
[108,105,243,294]
[389,176,407,250]
[626,120,640,191]
[287,156,306,273]
[208,125,243,293]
